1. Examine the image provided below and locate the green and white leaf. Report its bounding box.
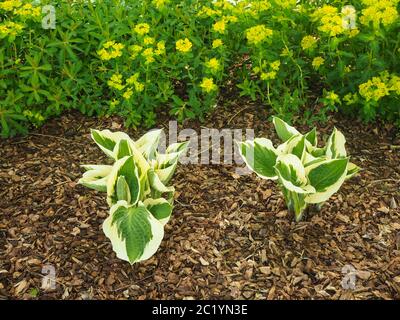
[91,129,131,159]
[272,116,300,142]
[326,128,347,159]
[237,138,278,180]
[346,162,360,180]
[103,201,164,264]
[78,165,112,192]
[274,154,315,194]
[148,168,174,194]
[136,129,163,160]
[305,128,318,147]
[305,158,349,204]
[144,198,173,225]
[107,156,141,206]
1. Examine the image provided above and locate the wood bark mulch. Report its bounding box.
[0,104,399,300]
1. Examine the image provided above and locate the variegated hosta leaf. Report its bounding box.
[277,134,306,162]
[305,158,349,204]
[103,201,164,264]
[155,142,189,184]
[78,165,112,192]
[148,168,174,194]
[305,128,318,147]
[274,154,315,194]
[107,156,141,206]
[91,129,131,159]
[114,139,133,160]
[144,198,173,226]
[272,116,300,142]
[135,129,163,160]
[167,141,190,154]
[346,162,360,180]
[326,128,347,159]
[237,138,278,180]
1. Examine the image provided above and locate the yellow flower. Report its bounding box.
[205,58,220,73]
[312,57,325,70]
[213,20,226,34]
[0,0,22,11]
[98,41,124,61]
[200,78,217,93]
[301,35,318,50]
[176,38,192,53]
[143,37,155,45]
[212,39,223,49]
[129,45,143,59]
[246,25,273,45]
[127,73,140,85]
[152,0,169,9]
[134,23,150,36]
[270,60,281,71]
[260,71,276,80]
[359,76,390,102]
[107,73,125,90]
[155,41,166,55]
[326,91,340,103]
[123,88,133,100]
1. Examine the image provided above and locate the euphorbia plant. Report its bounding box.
[79,129,188,264]
[238,117,360,222]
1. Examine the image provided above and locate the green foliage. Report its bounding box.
[78,128,188,264]
[1,0,399,137]
[238,117,360,221]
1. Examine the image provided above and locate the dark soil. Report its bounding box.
[0,103,399,300]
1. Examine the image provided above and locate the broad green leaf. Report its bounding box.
[107,156,140,206]
[237,138,278,179]
[326,128,347,159]
[144,198,173,225]
[278,134,306,161]
[275,154,315,194]
[91,129,131,159]
[103,201,164,264]
[272,116,300,142]
[305,158,349,204]
[78,165,112,192]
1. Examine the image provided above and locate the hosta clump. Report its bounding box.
[79,129,188,264]
[238,117,360,222]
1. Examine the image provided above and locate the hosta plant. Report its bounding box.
[79,128,188,264]
[238,117,360,222]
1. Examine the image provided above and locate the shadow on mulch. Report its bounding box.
[0,103,399,300]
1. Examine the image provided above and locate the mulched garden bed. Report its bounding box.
[1,103,399,300]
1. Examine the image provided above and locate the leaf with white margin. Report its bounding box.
[144,198,173,225]
[305,158,349,204]
[116,176,131,203]
[237,138,278,180]
[274,154,315,194]
[107,156,140,206]
[114,139,133,160]
[305,127,318,147]
[272,116,300,142]
[135,129,163,160]
[148,168,174,194]
[78,165,112,192]
[278,134,306,161]
[346,162,360,180]
[155,142,189,184]
[167,141,189,154]
[91,129,131,159]
[103,200,164,264]
[326,128,347,159]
